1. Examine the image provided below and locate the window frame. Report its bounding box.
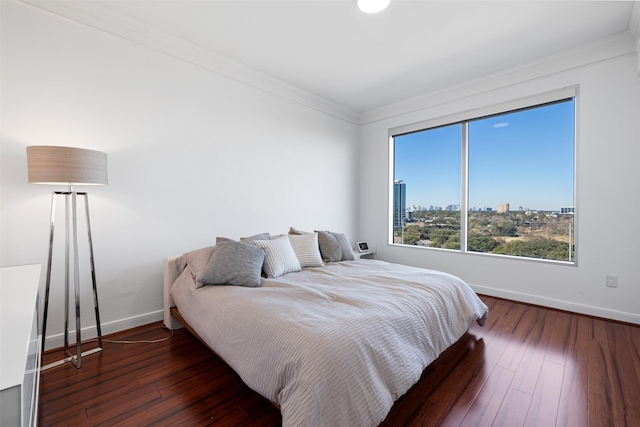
[388,87,579,265]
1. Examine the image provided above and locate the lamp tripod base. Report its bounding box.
[42,346,103,371]
[41,189,103,370]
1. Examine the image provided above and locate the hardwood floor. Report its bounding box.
[39,295,640,426]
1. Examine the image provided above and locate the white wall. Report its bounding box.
[1,2,638,353]
[0,2,359,348]
[359,38,640,324]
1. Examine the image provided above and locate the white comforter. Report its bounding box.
[170,259,488,427]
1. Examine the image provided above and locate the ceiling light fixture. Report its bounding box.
[357,0,390,14]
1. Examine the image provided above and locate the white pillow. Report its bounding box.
[253,235,302,278]
[288,233,324,268]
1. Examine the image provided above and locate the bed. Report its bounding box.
[163,240,488,427]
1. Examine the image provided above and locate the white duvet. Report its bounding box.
[170,259,488,427]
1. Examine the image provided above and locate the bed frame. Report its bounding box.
[162,256,182,330]
[163,256,210,345]
[163,256,229,352]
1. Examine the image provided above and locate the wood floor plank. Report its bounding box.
[37,367,139,420]
[497,305,549,372]
[139,379,250,427]
[492,387,531,427]
[589,412,640,427]
[523,359,564,427]
[569,312,591,349]
[434,332,477,369]
[40,333,197,403]
[43,379,142,424]
[458,366,514,427]
[605,321,640,420]
[497,300,530,335]
[38,297,640,427]
[625,324,640,379]
[86,387,164,424]
[36,407,89,426]
[545,311,572,365]
[392,400,441,427]
[427,333,511,426]
[556,344,589,427]
[468,297,517,342]
[510,310,558,395]
[589,339,622,421]
[135,351,216,386]
[591,317,609,343]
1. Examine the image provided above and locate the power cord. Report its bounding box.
[41,327,175,371]
[87,327,174,345]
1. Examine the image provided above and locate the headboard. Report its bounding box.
[162,256,183,330]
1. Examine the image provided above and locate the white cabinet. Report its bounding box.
[0,264,42,427]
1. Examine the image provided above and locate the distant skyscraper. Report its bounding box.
[393,180,406,229]
[497,203,510,213]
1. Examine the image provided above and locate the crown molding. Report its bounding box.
[17,0,640,125]
[20,0,360,124]
[630,1,640,38]
[358,31,638,125]
[631,1,640,76]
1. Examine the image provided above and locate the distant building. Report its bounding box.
[561,206,575,214]
[393,180,406,228]
[497,203,510,213]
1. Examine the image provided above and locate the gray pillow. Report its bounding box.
[333,232,355,260]
[316,230,356,262]
[197,239,266,288]
[240,232,270,243]
[316,230,343,262]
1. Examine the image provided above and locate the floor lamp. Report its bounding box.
[26,146,108,369]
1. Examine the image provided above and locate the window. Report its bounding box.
[391,92,576,263]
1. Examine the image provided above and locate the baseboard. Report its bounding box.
[470,283,640,325]
[42,310,164,351]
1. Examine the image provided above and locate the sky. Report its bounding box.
[393,99,575,212]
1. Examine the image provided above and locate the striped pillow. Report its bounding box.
[288,233,324,268]
[253,235,302,278]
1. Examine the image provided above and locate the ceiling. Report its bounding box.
[26,1,639,117]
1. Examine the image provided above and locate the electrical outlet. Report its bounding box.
[606,275,617,288]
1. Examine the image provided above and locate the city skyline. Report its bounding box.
[404,202,572,213]
[393,99,575,212]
